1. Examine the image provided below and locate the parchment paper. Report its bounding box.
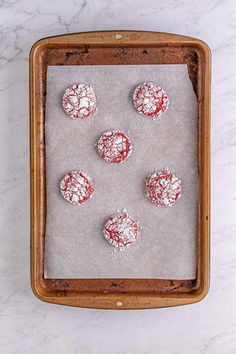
[44,65,198,279]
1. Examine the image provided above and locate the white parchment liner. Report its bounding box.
[44,65,198,279]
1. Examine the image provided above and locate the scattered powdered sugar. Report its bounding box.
[133,81,169,119]
[103,212,139,250]
[62,83,97,120]
[60,170,94,205]
[146,168,182,207]
[97,130,132,164]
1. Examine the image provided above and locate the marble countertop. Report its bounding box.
[0,0,236,353]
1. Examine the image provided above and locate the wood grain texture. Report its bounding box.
[30,31,211,309]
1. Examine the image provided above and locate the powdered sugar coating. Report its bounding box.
[97,130,132,164]
[62,84,97,120]
[103,212,139,249]
[133,82,169,118]
[60,170,94,205]
[146,169,182,207]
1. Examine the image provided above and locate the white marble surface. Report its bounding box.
[0,0,236,353]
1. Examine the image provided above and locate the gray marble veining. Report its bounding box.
[0,0,236,353]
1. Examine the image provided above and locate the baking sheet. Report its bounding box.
[44,64,198,279]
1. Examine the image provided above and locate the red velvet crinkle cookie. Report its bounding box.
[97,130,132,164]
[62,84,97,120]
[60,170,94,205]
[146,169,182,207]
[133,82,169,118]
[103,212,139,249]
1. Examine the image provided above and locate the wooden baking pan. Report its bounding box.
[30,30,211,309]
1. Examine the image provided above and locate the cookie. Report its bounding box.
[103,212,139,249]
[146,168,181,206]
[97,130,132,164]
[133,82,169,118]
[60,170,94,205]
[62,84,97,120]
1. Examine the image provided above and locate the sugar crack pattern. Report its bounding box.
[60,170,94,205]
[97,130,132,164]
[146,168,182,207]
[63,83,97,120]
[133,81,169,118]
[103,212,139,249]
